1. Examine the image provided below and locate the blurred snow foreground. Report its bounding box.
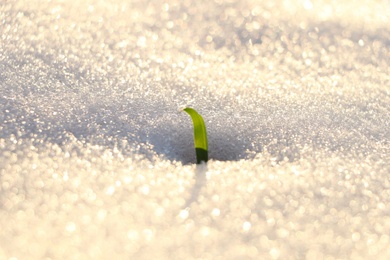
[1,0,390,258]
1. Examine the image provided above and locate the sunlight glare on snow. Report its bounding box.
[0,0,390,259]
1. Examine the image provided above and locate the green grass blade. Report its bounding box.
[183,107,208,164]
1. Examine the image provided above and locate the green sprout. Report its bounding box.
[183,107,208,164]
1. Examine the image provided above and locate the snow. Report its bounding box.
[1,0,390,259]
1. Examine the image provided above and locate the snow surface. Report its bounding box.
[1,0,390,259]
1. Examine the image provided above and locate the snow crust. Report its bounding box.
[1,0,390,259]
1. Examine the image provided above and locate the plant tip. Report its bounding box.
[183,107,208,164]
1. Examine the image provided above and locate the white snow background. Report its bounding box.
[1,0,390,259]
